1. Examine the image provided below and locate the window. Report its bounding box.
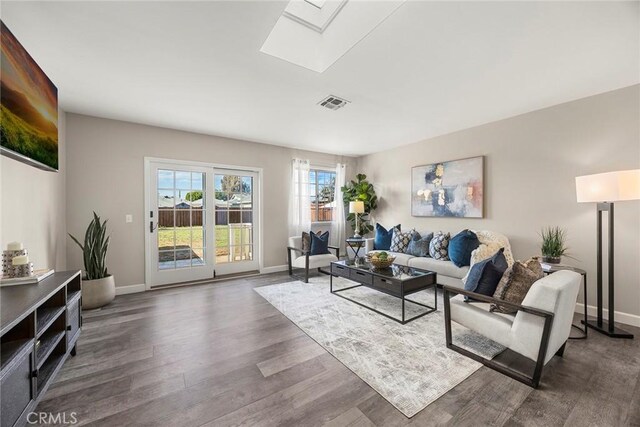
[309,169,336,222]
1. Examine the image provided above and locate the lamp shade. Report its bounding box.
[349,201,365,214]
[576,169,640,203]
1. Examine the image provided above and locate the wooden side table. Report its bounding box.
[542,264,587,339]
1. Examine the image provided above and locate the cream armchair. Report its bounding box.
[443,270,581,387]
[287,236,340,283]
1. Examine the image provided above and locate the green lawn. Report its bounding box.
[158,226,251,256]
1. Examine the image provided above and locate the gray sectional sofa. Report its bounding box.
[356,230,514,289]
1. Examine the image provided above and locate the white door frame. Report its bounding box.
[144,157,263,290]
[212,167,261,276]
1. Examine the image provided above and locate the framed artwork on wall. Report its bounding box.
[411,156,484,218]
[0,20,59,171]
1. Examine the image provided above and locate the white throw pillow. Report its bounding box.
[472,230,514,267]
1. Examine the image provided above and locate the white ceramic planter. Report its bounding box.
[82,275,116,309]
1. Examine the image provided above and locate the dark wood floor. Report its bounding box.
[37,272,640,426]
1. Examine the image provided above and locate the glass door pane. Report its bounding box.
[157,169,206,270]
[214,171,258,275]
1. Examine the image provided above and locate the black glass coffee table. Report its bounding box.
[330,259,438,324]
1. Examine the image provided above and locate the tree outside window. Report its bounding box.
[310,170,336,222]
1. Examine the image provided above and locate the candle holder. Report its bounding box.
[2,249,28,277]
[11,263,34,278]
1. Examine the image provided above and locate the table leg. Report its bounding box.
[434,284,438,310]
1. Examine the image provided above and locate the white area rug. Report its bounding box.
[255,275,504,418]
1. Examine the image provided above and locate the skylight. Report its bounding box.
[260,0,406,73]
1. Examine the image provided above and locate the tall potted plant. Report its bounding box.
[69,212,115,309]
[341,173,378,236]
[540,226,570,264]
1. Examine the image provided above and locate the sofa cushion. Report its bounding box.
[387,252,415,266]
[374,223,400,251]
[429,232,451,260]
[449,294,514,348]
[448,230,480,267]
[390,228,414,253]
[408,256,469,279]
[407,232,433,257]
[491,258,544,314]
[292,253,338,269]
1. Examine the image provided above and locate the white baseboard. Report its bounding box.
[115,283,146,295]
[260,264,288,274]
[575,303,640,328]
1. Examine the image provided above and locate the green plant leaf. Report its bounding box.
[69,212,110,280]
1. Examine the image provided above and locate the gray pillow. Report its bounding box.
[407,232,433,257]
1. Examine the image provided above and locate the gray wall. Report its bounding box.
[358,85,640,319]
[65,114,356,287]
[1,109,67,271]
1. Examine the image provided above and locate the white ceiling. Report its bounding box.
[2,1,638,156]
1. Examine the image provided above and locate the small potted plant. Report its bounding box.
[540,226,570,264]
[69,212,115,309]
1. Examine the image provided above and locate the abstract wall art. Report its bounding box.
[411,156,483,218]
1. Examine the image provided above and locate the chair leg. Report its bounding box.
[287,249,293,276]
[555,342,567,358]
[304,254,309,283]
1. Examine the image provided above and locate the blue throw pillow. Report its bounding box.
[407,232,433,257]
[464,248,508,299]
[310,231,330,255]
[374,223,400,250]
[449,230,480,267]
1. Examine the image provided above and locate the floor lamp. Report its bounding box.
[575,169,640,339]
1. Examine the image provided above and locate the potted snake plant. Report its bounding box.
[69,212,115,309]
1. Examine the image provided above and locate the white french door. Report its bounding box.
[145,159,260,288]
[213,169,260,276]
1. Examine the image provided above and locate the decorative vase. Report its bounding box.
[542,256,561,264]
[82,275,116,309]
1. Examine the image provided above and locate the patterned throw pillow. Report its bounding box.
[407,232,433,257]
[490,258,543,314]
[390,229,415,253]
[301,232,311,253]
[429,232,451,260]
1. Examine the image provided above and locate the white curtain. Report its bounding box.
[288,158,311,236]
[332,163,347,250]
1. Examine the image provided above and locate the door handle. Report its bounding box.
[149,210,157,233]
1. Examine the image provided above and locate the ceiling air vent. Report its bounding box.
[318,95,350,111]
